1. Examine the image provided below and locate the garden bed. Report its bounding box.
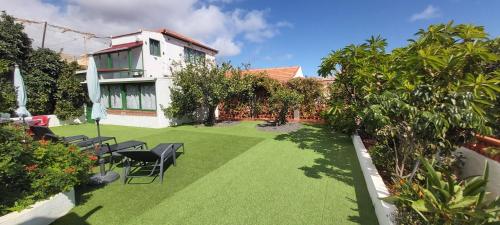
[0,189,75,225]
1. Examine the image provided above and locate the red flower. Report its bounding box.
[25,164,38,172]
[88,155,98,161]
[38,140,49,146]
[64,166,76,174]
[68,145,77,152]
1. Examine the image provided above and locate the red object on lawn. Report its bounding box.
[32,115,50,127]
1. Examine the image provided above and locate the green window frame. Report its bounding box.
[100,83,157,111]
[149,39,161,56]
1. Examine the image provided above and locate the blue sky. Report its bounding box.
[4,0,500,77]
[219,0,500,76]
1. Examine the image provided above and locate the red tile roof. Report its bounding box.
[155,28,218,53]
[94,41,143,55]
[110,29,218,54]
[241,66,301,82]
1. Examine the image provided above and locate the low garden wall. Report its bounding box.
[0,188,75,225]
[352,135,396,225]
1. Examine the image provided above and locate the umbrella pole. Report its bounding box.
[96,119,106,176]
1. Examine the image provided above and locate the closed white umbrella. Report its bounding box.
[14,65,31,118]
[86,56,118,184]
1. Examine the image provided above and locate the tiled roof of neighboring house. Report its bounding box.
[241,66,301,82]
[94,41,143,55]
[155,28,218,53]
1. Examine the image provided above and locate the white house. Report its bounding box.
[88,29,218,128]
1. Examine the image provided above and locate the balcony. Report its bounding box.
[93,41,144,80]
[98,68,144,79]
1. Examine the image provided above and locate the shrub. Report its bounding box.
[0,124,93,215]
[268,86,303,125]
[384,157,500,224]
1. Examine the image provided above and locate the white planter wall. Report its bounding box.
[457,147,500,202]
[0,189,75,225]
[352,135,396,225]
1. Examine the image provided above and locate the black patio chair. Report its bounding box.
[30,125,88,144]
[117,143,184,184]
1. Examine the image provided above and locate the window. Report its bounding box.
[100,83,156,110]
[184,47,205,64]
[100,86,110,108]
[125,85,140,109]
[149,39,161,56]
[140,84,156,110]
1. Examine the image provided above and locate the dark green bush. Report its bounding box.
[0,124,94,215]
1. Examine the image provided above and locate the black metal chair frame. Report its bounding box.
[118,143,184,184]
[31,125,88,144]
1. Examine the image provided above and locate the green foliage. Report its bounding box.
[0,12,31,114]
[165,60,231,125]
[319,35,390,133]
[287,77,324,115]
[0,12,32,68]
[0,73,15,113]
[224,71,280,118]
[24,48,66,115]
[268,86,303,125]
[54,62,86,120]
[0,124,93,215]
[320,23,500,179]
[384,157,500,224]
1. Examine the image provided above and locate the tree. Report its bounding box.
[0,12,32,68]
[166,60,231,125]
[0,12,32,114]
[268,86,303,125]
[54,62,86,120]
[0,66,15,113]
[319,35,390,133]
[319,22,500,180]
[24,48,65,115]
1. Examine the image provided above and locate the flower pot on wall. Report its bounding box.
[0,188,75,225]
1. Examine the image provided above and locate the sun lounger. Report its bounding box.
[117,143,184,184]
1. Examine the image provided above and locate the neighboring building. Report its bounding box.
[87,28,217,128]
[241,66,304,82]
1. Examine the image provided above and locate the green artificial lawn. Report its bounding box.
[50,121,378,225]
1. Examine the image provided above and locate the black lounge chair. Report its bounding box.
[117,143,184,184]
[31,125,88,144]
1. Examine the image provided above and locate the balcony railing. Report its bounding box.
[98,68,144,79]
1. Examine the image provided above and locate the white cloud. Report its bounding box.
[410,5,441,22]
[0,0,290,57]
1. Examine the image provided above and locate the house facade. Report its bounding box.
[89,29,217,128]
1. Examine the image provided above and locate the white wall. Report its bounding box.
[0,189,75,225]
[294,66,304,78]
[100,114,162,128]
[457,147,500,203]
[352,135,396,225]
[155,78,174,127]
